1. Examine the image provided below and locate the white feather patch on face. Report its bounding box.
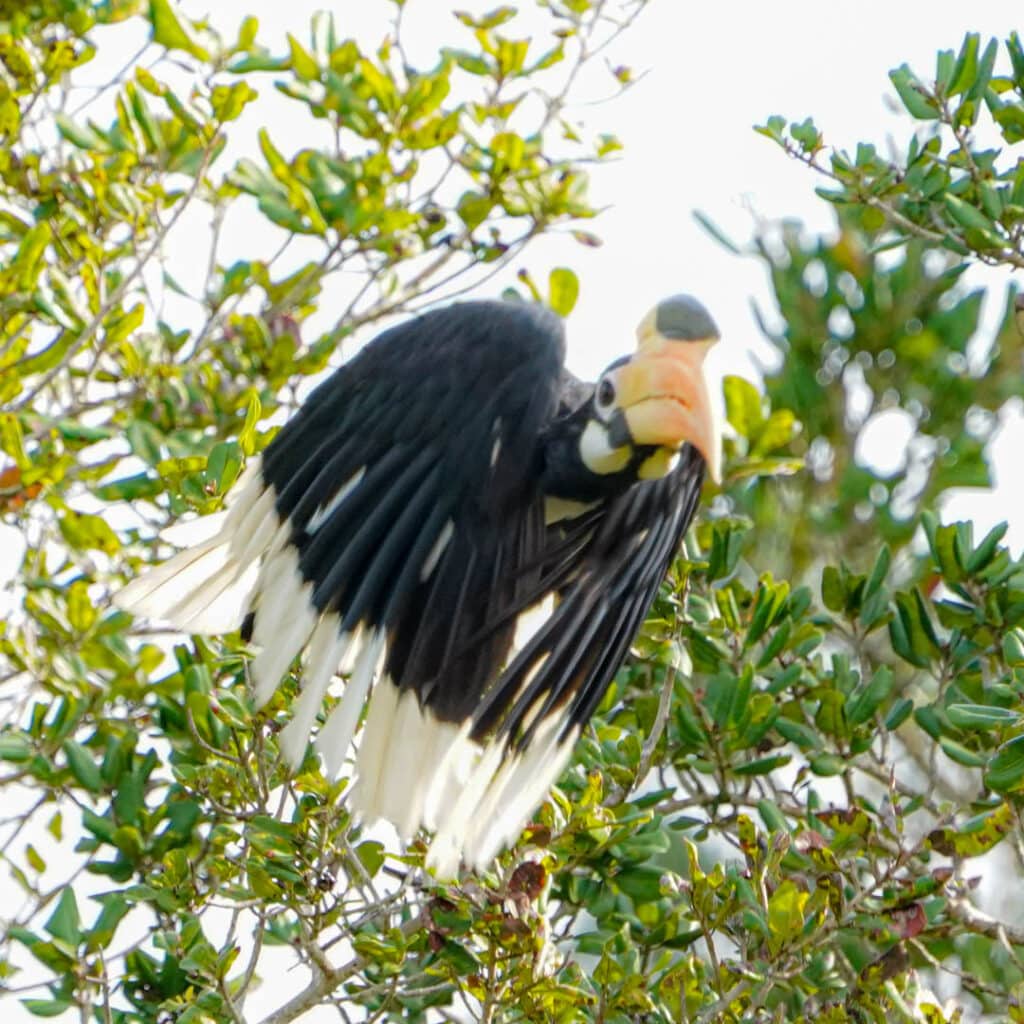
[306,466,366,534]
[579,420,630,475]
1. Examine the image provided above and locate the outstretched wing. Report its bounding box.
[423,447,705,874]
[115,301,565,798]
[116,298,707,876]
[251,301,565,766]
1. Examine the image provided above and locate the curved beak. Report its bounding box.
[617,338,722,484]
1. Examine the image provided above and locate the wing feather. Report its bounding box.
[116,297,708,876]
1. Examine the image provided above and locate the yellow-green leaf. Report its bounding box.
[59,512,121,555]
[149,0,211,60]
[67,582,98,633]
[287,34,319,82]
[767,879,808,952]
[548,267,579,317]
[723,375,763,439]
[0,413,29,469]
[239,391,262,456]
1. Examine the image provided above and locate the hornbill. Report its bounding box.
[116,294,721,877]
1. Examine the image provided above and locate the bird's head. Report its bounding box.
[580,295,722,483]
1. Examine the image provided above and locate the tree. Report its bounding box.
[1,3,1023,1021]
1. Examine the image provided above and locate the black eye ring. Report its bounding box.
[597,378,615,408]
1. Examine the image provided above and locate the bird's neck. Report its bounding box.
[541,404,640,503]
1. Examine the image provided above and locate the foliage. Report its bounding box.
[2,6,1024,1024]
[757,33,1024,271]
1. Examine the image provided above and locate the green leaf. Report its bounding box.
[986,734,1024,792]
[25,844,46,873]
[967,522,1008,574]
[938,736,987,768]
[456,189,492,229]
[735,753,792,776]
[944,194,1003,244]
[21,1000,75,1018]
[437,937,480,975]
[205,441,243,493]
[884,698,914,731]
[95,473,163,501]
[43,888,82,947]
[126,419,165,465]
[864,545,890,597]
[929,802,1013,857]
[491,130,525,171]
[149,0,210,60]
[355,840,385,879]
[889,64,939,119]
[767,880,808,953]
[949,33,980,97]
[774,717,819,750]
[821,566,844,613]
[967,37,999,101]
[239,392,262,456]
[54,113,108,150]
[67,581,98,633]
[723,375,763,439]
[809,753,845,776]
[692,209,740,254]
[63,740,103,793]
[0,413,29,469]
[756,799,790,833]
[86,895,131,952]
[547,267,579,317]
[0,733,32,763]
[59,512,121,555]
[752,409,797,456]
[846,667,893,726]
[287,33,319,81]
[947,704,1019,729]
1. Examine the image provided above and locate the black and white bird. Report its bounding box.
[116,295,721,876]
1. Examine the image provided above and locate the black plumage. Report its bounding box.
[116,295,720,874]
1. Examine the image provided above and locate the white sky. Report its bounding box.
[4,3,1024,1021]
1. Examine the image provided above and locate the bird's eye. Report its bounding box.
[596,377,615,410]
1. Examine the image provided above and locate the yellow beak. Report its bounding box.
[617,315,722,483]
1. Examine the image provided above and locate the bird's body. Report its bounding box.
[117,296,720,876]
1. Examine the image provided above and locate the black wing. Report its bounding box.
[425,446,705,871]
[475,446,704,746]
[254,299,565,709]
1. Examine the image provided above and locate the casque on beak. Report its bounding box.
[616,296,723,483]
